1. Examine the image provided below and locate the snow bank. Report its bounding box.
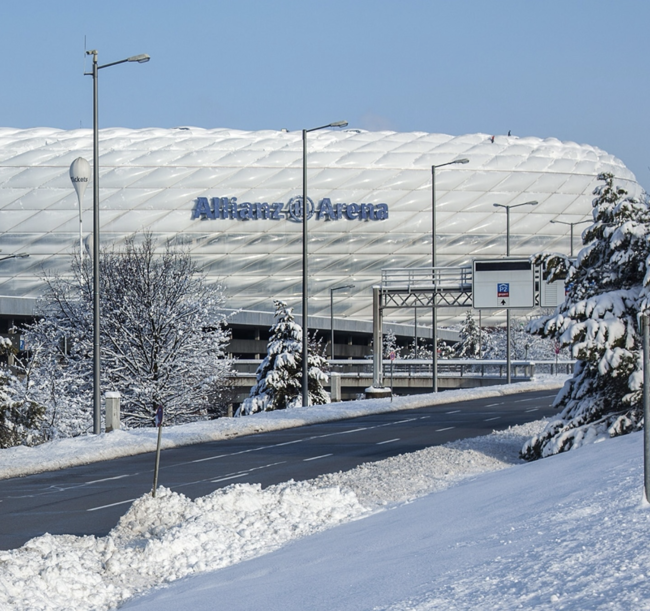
[0,376,566,480]
[0,420,547,611]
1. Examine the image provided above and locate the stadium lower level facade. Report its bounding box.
[0,127,641,358]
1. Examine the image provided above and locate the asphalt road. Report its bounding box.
[0,389,558,550]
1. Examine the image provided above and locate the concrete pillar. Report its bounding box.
[105,391,121,432]
[331,372,342,402]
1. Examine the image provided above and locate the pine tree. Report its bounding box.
[238,301,330,415]
[522,173,650,460]
[383,330,400,358]
[454,311,485,359]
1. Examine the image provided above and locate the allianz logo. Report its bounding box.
[192,196,389,222]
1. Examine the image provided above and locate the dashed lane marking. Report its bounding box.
[87,498,137,512]
[376,438,400,445]
[304,454,333,462]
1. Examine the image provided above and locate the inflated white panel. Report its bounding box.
[0,126,640,325]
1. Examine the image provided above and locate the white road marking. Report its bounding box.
[191,453,229,463]
[304,454,333,462]
[84,474,132,485]
[485,417,500,422]
[272,439,304,447]
[446,409,461,414]
[211,473,248,483]
[525,408,539,413]
[87,498,136,512]
[485,403,501,408]
[514,397,538,403]
[310,427,368,440]
[376,438,400,445]
[436,427,455,432]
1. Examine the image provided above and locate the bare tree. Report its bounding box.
[25,233,233,436]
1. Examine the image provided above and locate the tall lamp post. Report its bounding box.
[85,50,150,435]
[550,219,591,258]
[330,285,354,360]
[302,121,348,407]
[493,200,538,384]
[431,158,469,392]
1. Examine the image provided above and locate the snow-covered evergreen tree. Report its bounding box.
[0,337,43,448]
[237,301,330,415]
[403,338,434,360]
[454,311,485,358]
[25,234,233,435]
[522,173,650,460]
[383,330,401,358]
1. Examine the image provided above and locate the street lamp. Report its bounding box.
[85,50,150,435]
[550,219,591,258]
[330,285,354,360]
[493,200,538,384]
[431,158,469,392]
[302,120,348,407]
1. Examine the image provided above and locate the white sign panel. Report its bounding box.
[473,259,534,309]
[540,274,566,308]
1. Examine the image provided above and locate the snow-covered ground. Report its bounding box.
[7,376,648,610]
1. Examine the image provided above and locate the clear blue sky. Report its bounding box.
[2,1,648,189]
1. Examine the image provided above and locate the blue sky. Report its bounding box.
[2,1,649,188]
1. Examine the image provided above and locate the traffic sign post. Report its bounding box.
[152,404,164,498]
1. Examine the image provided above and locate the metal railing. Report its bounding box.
[381,266,473,292]
[231,358,575,378]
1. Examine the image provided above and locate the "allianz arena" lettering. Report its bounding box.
[192,196,389,222]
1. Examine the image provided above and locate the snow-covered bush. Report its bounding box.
[24,234,232,436]
[0,337,43,448]
[237,301,330,415]
[522,173,650,460]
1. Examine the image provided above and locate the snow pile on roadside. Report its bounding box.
[316,420,546,507]
[0,482,366,611]
[0,376,566,480]
[0,421,545,611]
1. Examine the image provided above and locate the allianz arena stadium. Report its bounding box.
[0,126,641,356]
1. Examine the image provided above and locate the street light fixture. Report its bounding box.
[550,219,591,257]
[302,120,348,407]
[330,285,355,360]
[431,158,469,393]
[492,200,538,384]
[85,50,150,435]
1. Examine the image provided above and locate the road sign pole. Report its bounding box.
[641,314,650,503]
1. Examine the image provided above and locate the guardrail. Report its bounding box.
[231,358,575,378]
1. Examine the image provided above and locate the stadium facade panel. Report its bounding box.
[0,127,640,327]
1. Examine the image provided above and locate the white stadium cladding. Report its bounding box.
[0,126,641,329]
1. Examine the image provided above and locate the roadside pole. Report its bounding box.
[641,313,650,503]
[152,404,163,498]
[389,350,396,401]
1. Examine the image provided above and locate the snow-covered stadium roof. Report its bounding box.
[0,127,641,324]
